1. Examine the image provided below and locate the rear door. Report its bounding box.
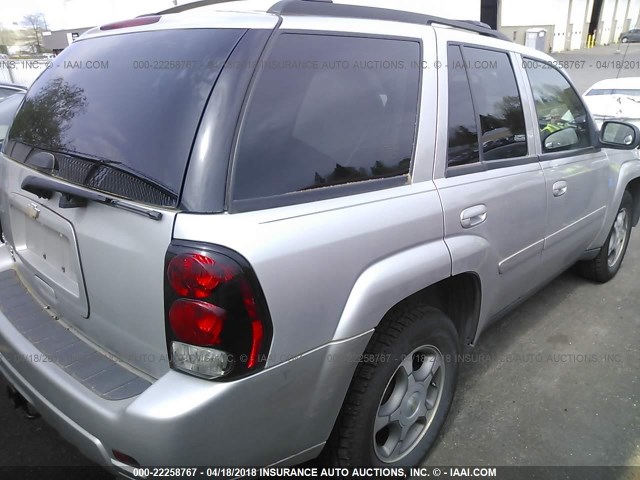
[0,27,251,378]
[521,58,608,276]
[434,35,547,318]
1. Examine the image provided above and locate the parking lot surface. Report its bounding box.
[0,45,639,475]
[554,43,640,94]
[427,233,640,467]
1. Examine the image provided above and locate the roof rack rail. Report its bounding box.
[268,0,510,42]
[154,0,510,42]
[157,0,239,15]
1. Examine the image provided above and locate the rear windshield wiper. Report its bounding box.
[21,147,177,208]
[21,175,163,221]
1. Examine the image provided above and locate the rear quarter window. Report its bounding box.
[232,33,421,206]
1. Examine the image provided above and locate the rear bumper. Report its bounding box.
[0,244,372,467]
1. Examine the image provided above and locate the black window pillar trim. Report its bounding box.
[457,44,485,165]
[179,28,276,213]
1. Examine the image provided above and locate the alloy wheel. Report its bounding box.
[373,345,445,463]
[607,208,629,268]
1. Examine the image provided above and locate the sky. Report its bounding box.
[0,0,187,30]
[0,0,479,31]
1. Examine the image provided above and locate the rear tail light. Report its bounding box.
[112,450,140,467]
[169,299,226,346]
[164,242,272,380]
[100,15,161,30]
[168,254,222,298]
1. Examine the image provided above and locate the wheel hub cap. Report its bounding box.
[607,208,628,268]
[373,345,445,463]
[402,389,425,423]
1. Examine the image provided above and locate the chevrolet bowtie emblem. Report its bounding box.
[28,202,40,220]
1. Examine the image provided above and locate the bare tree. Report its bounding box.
[23,13,47,54]
[0,26,17,54]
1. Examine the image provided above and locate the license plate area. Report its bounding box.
[7,193,88,318]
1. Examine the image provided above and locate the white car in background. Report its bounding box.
[583,77,640,130]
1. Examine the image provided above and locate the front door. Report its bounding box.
[522,58,609,278]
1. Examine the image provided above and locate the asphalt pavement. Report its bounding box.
[553,43,640,94]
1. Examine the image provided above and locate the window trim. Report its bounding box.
[226,29,423,213]
[180,28,272,213]
[232,175,409,213]
[445,44,481,172]
[522,56,601,159]
[446,154,541,178]
[537,146,599,162]
[444,42,534,177]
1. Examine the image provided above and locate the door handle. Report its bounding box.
[553,180,568,197]
[460,204,487,228]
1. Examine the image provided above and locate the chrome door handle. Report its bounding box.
[553,180,568,197]
[460,204,487,228]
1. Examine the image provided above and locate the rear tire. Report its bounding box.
[578,191,633,283]
[322,303,459,466]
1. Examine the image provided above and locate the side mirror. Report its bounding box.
[599,121,640,150]
[544,128,579,151]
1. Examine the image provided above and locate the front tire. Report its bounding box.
[578,191,633,282]
[621,37,629,43]
[323,304,459,466]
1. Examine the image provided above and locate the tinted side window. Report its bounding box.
[524,60,591,153]
[233,34,420,201]
[463,47,528,161]
[446,45,480,167]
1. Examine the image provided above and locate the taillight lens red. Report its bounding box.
[164,244,272,380]
[241,282,263,369]
[169,299,226,346]
[168,254,222,298]
[100,15,161,30]
[112,450,140,467]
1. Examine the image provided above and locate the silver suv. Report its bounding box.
[1,0,640,472]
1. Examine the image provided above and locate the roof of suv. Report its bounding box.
[80,0,510,41]
[76,0,557,69]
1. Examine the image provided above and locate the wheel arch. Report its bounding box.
[590,159,640,250]
[331,240,482,348]
[409,271,482,346]
[320,273,479,464]
[626,175,640,227]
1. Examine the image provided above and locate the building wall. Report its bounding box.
[630,0,640,27]
[594,0,640,45]
[42,28,93,52]
[499,0,640,50]
[614,0,627,41]
[582,0,595,46]
[597,0,616,43]
[500,0,572,51]
[333,0,481,19]
[568,0,589,49]
[502,25,556,52]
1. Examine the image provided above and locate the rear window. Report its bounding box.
[232,33,421,203]
[5,29,246,207]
